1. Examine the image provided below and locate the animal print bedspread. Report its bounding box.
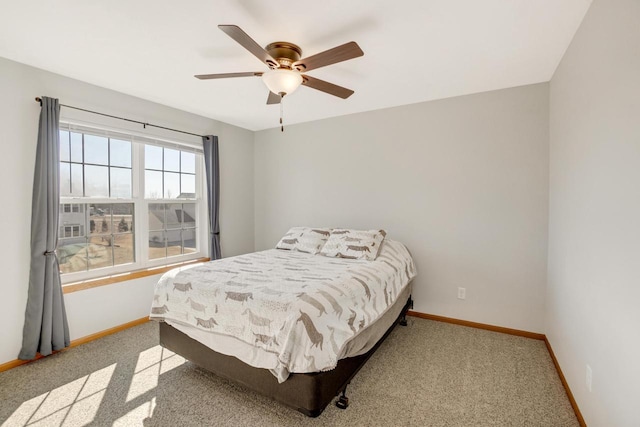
[150,239,416,382]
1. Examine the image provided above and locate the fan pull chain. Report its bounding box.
[280,93,284,132]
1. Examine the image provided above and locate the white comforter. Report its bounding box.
[150,239,416,382]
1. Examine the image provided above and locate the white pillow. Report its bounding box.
[320,229,387,261]
[275,227,331,254]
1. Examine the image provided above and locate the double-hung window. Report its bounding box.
[57,123,206,283]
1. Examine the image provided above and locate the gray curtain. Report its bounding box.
[19,97,70,360]
[203,135,221,260]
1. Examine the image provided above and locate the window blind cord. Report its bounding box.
[35,97,206,139]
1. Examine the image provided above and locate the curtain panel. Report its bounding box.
[203,135,221,260]
[19,96,70,360]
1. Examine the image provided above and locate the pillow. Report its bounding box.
[275,227,331,254]
[320,229,387,261]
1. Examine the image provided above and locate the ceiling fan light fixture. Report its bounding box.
[261,69,303,96]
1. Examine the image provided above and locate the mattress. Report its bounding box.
[150,239,416,382]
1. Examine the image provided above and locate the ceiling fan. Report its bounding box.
[195,25,364,105]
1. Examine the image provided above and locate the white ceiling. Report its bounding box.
[0,0,591,131]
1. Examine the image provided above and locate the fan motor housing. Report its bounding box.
[265,42,302,69]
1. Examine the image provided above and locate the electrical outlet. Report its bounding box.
[586,364,592,392]
[457,287,466,300]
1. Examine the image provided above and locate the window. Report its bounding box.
[144,146,196,199]
[57,124,205,282]
[148,203,197,259]
[60,131,132,198]
[59,225,83,238]
[61,204,83,213]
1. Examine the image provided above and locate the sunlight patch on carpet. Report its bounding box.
[4,364,116,427]
[113,397,157,427]
[126,346,184,402]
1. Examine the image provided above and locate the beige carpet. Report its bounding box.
[0,318,578,426]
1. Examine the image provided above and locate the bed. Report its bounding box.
[150,236,416,417]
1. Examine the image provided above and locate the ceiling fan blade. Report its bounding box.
[301,75,354,99]
[218,25,278,68]
[266,91,282,105]
[293,41,364,72]
[195,72,263,80]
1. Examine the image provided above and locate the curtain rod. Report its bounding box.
[34,97,207,139]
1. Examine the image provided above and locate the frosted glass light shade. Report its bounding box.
[261,69,303,95]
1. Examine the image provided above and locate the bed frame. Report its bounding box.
[159,295,413,417]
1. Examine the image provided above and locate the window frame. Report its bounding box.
[58,123,208,285]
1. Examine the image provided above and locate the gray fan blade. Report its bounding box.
[195,72,263,80]
[301,75,354,99]
[266,91,282,104]
[218,25,278,68]
[293,42,363,72]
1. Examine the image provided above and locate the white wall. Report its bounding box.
[255,84,550,333]
[547,0,640,425]
[0,57,255,365]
